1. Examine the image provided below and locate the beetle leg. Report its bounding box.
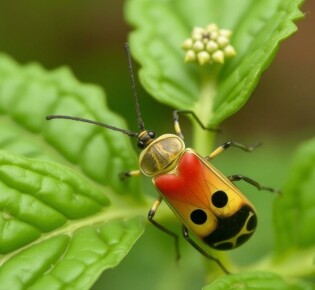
[182,226,230,274]
[148,197,181,261]
[228,175,280,193]
[173,110,219,140]
[119,169,141,181]
[206,141,261,160]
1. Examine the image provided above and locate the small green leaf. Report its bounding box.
[0,53,139,196]
[272,137,315,275]
[0,150,145,290]
[125,0,304,125]
[202,271,313,290]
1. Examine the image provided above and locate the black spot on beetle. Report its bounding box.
[190,209,207,225]
[211,190,228,208]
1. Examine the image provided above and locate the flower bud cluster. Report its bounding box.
[182,24,236,65]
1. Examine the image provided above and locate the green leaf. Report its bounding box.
[125,0,304,126]
[271,137,315,276]
[202,272,313,290]
[0,53,147,288]
[0,53,139,196]
[0,150,144,290]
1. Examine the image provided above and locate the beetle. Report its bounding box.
[46,43,277,274]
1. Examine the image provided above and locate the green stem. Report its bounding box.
[192,70,219,155]
[192,122,215,155]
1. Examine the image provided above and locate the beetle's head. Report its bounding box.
[137,130,157,149]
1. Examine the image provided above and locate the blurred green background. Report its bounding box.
[0,1,314,289]
[0,0,313,140]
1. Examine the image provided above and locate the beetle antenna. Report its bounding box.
[124,43,146,132]
[46,115,138,137]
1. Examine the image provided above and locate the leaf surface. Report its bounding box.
[0,150,144,290]
[0,53,139,195]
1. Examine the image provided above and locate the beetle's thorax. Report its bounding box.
[139,134,185,177]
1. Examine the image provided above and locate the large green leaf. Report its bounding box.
[125,0,304,126]
[0,150,145,290]
[0,53,139,196]
[0,53,146,288]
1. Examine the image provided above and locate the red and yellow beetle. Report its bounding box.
[46,44,277,274]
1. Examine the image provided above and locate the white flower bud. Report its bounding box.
[217,36,229,48]
[210,30,219,40]
[185,50,196,62]
[219,29,232,38]
[192,27,204,35]
[206,40,218,53]
[193,40,204,52]
[206,23,218,32]
[182,38,193,50]
[192,27,204,41]
[212,50,224,64]
[224,45,237,58]
[197,51,211,65]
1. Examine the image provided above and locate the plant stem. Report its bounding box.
[192,71,219,154]
[192,122,215,155]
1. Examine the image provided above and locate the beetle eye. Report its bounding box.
[148,131,156,139]
[137,140,145,149]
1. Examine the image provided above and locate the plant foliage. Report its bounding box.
[0,0,312,289]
